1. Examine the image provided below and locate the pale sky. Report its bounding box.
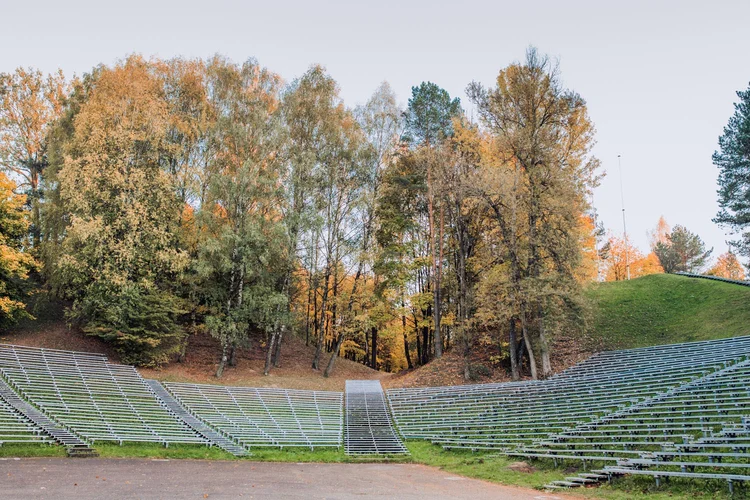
[3,0,749,261]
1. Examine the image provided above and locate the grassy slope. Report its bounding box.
[586,273,750,351]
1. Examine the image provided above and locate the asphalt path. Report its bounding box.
[0,458,578,500]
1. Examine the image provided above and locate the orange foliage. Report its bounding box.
[708,252,746,281]
[604,236,663,281]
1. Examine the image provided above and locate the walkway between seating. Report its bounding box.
[345,380,408,455]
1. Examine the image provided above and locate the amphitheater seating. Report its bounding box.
[164,382,343,450]
[0,344,207,446]
[0,395,51,446]
[386,335,750,490]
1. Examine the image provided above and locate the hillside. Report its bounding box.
[3,273,748,391]
[585,273,750,350]
[389,273,750,387]
[0,300,386,392]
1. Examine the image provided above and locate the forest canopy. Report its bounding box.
[0,49,604,379]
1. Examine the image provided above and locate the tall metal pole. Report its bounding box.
[618,154,630,280]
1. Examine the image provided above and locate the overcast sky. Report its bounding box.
[3,0,748,260]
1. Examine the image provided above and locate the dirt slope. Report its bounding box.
[1,305,387,392]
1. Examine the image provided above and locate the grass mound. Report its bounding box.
[586,273,750,351]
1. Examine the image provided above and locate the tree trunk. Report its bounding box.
[509,318,520,381]
[401,301,413,370]
[370,326,378,370]
[305,284,313,347]
[520,311,538,380]
[216,342,228,378]
[324,333,346,378]
[272,326,284,368]
[30,172,40,248]
[312,265,331,370]
[264,331,277,376]
[427,157,443,359]
[228,345,237,367]
[435,205,445,358]
[414,313,422,367]
[517,336,526,372]
[538,305,552,378]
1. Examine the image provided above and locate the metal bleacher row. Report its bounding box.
[0,344,207,447]
[0,344,344,454]
[0,387,51,447]
[386,335,750,492]
[164,382,343,450]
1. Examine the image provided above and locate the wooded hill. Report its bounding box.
[3,273,747,390]
[0,48,601,382]
[2,49,745,384]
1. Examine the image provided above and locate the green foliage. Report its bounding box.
[76,285,186,366]
[586,273,750,350]
[403,82,461,145]
[714,83,750,260]
[653,224,712,273]
[49,57,188,366]
[195,58,289,374]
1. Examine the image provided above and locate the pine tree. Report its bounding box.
[714,83,750,260]
[653,225,712,273]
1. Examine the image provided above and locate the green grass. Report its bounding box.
[93,443,410,463]
[585,273,750,351]
[0,443,66,458]
[407,441,744,499]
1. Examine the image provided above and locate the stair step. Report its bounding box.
[548,481,583,487]
[565,476,597,483]
[543,484,568,490]
[579,473,608,479]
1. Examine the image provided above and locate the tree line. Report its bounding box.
[0,48,613,379]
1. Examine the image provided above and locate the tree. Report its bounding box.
[322,82,401,377]
[714,83,750,260]
[281,67,370,373]
[51,56,187,366]
[0,172,37,326]
[654,225,712,273]
[196,58,288,378]
[0,68,67,248]
[601,236,662,281]
[648,216,671,249]
[468,47,599,379]
[403,82,462,360]
[403,82,461,146]
[602,235,644,281]
[708,251,746,280]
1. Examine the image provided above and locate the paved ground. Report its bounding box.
[0,458,576,500]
